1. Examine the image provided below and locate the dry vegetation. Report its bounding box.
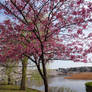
[64,72,92,80]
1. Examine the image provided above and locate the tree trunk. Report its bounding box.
[43,74,48,92]
[8,75,11,85]
[42,61,48,92]
[41,44,49,92]
[20,57,28,90]
[37,62,48,92]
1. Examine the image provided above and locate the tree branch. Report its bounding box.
[0,2,26,24]
[10,0,28,24]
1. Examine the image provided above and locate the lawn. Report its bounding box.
[0,85,40,92]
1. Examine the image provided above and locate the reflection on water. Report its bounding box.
[28,76,92,92]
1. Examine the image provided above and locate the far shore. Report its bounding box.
[64,72,92,80]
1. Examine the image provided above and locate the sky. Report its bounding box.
[0,15,7,22]
[48,60,92,69]
[0,0,92,68]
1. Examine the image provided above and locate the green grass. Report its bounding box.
[85,82,92,87]
[31,70,42,80]
[0,85,40,92]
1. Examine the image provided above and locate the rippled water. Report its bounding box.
[28,76,92,92]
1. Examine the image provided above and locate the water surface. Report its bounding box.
[28,76,92,92]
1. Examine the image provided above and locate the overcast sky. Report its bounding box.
[48,60,92,69]
[0,15,7,22]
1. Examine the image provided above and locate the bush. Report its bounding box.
[85,82,92,92]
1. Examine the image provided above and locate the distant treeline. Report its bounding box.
[56,67,92,73]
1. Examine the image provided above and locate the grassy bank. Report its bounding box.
[0,85,40,92]
[64,72,92,80]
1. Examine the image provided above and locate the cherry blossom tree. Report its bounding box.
[0,0,92,92]
[61,22,92,63]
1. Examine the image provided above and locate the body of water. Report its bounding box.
[28,76,92,92]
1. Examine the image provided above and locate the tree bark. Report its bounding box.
[20,57,28,90]
[42,61,48,92]
[36,62,48,92]
[43,77,48,92]
[8,75,11,85]
[41,43,49,92]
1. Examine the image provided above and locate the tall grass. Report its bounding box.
[49,87,76,92]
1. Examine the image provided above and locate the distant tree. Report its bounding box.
[0,60,18,85]
[80,67,87,72]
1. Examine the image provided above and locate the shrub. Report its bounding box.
[85,82,92,92]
